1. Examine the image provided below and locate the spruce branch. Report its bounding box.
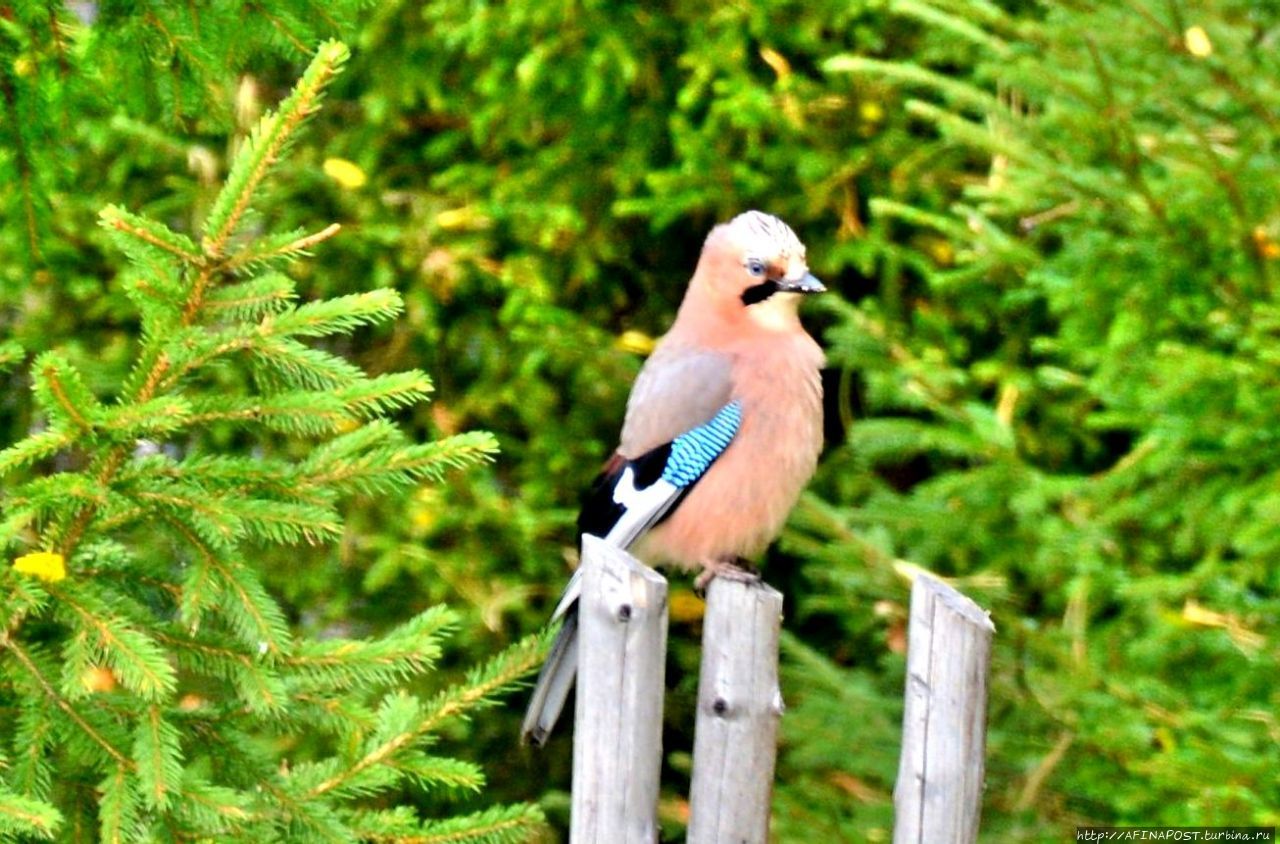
[268,289,404,338]
[98,763,141,844]
[303,635,544,800]
[32,352,102,433]
[390,755,486,793]
[165,517,291,654]
[11,474,111,526]
[902,99,1129,204]
[242,338,368,391]
[51,582,178,701]
[0,430,73,480]
[99,205,201,264]
[204,273,298,320]
[354,804,547,844]
[0,340,24,372]
[184,393,353,435]
[0,788,62,840]
[96,397,194,440]
[823,54,999,113]
[132,705,183,810]
[173,774,255,831]
[1082,36,1172,234]
[152,630,287,714]
[299,427,500,495]
[10,700,55,799]
[0,54,48,267]
[284,607,455,692]
[336,371,435,418]
[220,224,342,274]
[888,0,1010,55]
[202,41,350,258]
[0,635,129,766]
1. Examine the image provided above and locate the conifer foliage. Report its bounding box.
[787,1,1279,836]
[0,41,543,843]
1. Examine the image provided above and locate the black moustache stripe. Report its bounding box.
[741,279,778,305]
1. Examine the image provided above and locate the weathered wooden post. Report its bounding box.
[893,573,995,844]
[571,536,669,844]
[687,579,785,844]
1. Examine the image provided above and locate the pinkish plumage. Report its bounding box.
[626,221,824,566]
[522,210,825,745]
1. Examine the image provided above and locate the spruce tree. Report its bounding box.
[0,41,544,843]
[790,0,1279,837]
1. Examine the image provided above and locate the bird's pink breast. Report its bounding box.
[636,334,823,569]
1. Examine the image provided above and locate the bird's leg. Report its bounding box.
[694,555,761,596]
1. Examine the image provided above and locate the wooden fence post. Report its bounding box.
[893,573,995,844]
[571,536,669,844]
[687,579,785,844]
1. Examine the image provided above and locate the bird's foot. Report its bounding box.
[694,556,761,597]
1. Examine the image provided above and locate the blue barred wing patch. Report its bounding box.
[660,401,743,487]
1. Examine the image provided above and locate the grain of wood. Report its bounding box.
[570,536,669,844]
[893,573,995,844]
[687,578,785,844]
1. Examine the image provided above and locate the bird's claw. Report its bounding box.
[694,556,761,597]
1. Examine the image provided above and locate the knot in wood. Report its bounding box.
[711,697,730,717]
[616,603,633,622]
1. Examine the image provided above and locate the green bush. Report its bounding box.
[801,0,1279,838]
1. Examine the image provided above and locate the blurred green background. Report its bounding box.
[2,0,1277,840]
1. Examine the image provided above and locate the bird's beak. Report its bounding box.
[778,272,826,294]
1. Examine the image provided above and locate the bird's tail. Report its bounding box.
[520,609,578,746]
[521,568,585,746]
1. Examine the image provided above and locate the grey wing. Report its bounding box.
[618,342,734,458]
[522,344,733,746]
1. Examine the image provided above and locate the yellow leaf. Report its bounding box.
[923,236,954,266]
[996,382,1021,427]
[668,589,705,624]
[322,157,368,190]
[1184,25,1213,58]
[1182,598,1226,627]
[759,47,791,80]
[13,551,67,583]
[236,75,262,129]
[435,207,492,230]
[409,487,441,532]
[187,145,218,186]
[859,100,885,124]
[615,330,656,356]
[1182,598,1265,653]
[1252,226,1280,260]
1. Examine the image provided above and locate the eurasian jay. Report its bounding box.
[521,210,825,746]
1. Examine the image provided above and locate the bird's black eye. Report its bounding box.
[746,259,766,277]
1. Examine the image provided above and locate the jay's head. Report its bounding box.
[696,211,825,330]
